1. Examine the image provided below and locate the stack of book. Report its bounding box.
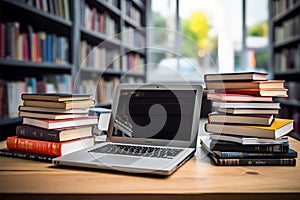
[0,93,98,162]
[201,72,297,166]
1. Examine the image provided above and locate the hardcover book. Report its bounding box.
[217,108,279,115]
[0,148,55,162]
[214,88,288,97]
[205,118,294,139]
[19,106,89,114]
[201,138,290,153]
[204,72,268,82]
[22,116,98,129]
[212,101,280,109]
[23,99,95,109]
[16,124,93,142]
[6,136,95,156]
[21,93,92,102]
[206,93,273,102]
[18,111,88,120]
[206,80,285,90]
[208,112,274,126]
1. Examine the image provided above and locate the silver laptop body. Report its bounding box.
[53,84,203,175]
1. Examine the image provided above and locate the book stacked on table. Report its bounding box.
[0,93,98,162]
[201,72,297,166]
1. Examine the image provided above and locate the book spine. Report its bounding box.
[215,157,296,166]
[0,148,55,162]
[218,151,297,159]
[212,143,289,153]
[16,125,61,142]
[7,137,62,156]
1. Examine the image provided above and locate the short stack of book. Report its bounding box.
[201,72,297,166]
[0,93,98,162]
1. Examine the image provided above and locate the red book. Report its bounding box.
[22,33,29,61]
[6,136,94,156]
[0,23,5,58]
[206,93,273,102]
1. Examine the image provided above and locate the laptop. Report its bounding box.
[53,84,203,175]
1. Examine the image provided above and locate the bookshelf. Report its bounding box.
[0,0,147,139]
[271,0,300,139]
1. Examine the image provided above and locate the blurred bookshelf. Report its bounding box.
[0,0,147,139]
[271,0,300,139]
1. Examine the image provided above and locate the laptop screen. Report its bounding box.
[112,89,196,141]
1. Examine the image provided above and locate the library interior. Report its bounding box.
[0,0,300,199]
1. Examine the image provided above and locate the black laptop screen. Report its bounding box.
[112,89,196,141]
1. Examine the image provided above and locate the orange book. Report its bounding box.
[6,136,94,156]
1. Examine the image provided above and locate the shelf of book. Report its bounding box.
[272,1,300,24]
[95,0,121,16]
[80,68,122,77]
[80,28,121,47]
[123,16,142,29]
[0,59,72,70]
[274,35,300,49]
[1,0,72,28]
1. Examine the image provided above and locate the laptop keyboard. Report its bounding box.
[89,144,183,159]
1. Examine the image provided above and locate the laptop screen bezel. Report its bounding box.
[106,84,203,148]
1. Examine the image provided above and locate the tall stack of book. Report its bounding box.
[0,93,98,162]
[201,72,297,166]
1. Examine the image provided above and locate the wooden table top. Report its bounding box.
[0,136,300,200]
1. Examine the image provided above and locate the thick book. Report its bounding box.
[208,134,288,145]
[23,99,95,109]
[205,118,294,139]
[18,111,88,120]
[6,136,94,156]
[209,153,296,166]
[214,88,288,97]
[206,93,273,102]
[21,93,92,102]
[22,116,98,129]
[200,138,290,153]
[212,101,281,109]
[217,108,279,115]
[208,112,274,126]
[16,124,93,142]
[205,80,285,90]
[204,72,268,82]
[19,106,89,114]
[0,148,55,162]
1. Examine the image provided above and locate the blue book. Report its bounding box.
[52,34,57,63]
[214,149,298,159]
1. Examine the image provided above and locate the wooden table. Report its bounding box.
[0,136,300,200]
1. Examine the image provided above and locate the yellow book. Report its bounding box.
[205,118,294,139]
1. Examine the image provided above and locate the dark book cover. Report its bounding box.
[214,149,298,159]
[201,139,290,153]
[210,154,296,166]
[0,148,55,163]
[16,124,62,142]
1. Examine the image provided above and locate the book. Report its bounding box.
[214,88,288,97]
[0,148,55,162]
[23,99,95,109]
[206,93,273,102]
[217,108,279,115]
[205,118,294,139]
[213,149,298,159]
[204,72,268,82]
[208,112,274,126]
[209,153,296,166]
[21,93,92,102]
[16,124,93,142]
[206,80,285,90]
[208,134,288,145]
[89,107,112,131]
[6,136,94,156]
[19,106,89,114]
[200,138,290,153]
[18,111,88,120]
[212,101,280,109]
[22,116,98,129]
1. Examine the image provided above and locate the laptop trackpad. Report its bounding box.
[92,155,140,166]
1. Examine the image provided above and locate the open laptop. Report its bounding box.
[53,84,203,175]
